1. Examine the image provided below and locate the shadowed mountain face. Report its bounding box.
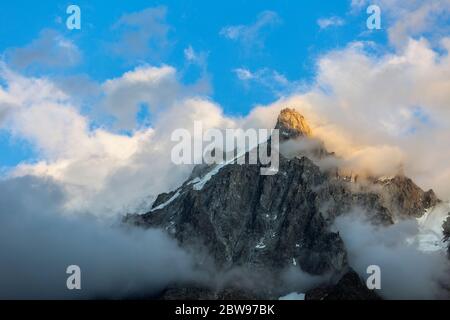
[125,108,440,299]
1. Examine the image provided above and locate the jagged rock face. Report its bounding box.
[375,176,439,218]
[130,155,347,276]
[315,179,395,225]
[444,216,450,241]
[306,270,381,300]
[275,108,312,141]
[443,216,450,256]
[127,156,432,279]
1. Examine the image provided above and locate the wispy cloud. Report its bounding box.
[317,16,345,29]
[5,29,81,70]
[184,46,196,62]
[110,6,172,61]
[220,11,281,51]
[234,67,299,97]
[183,45,208,69]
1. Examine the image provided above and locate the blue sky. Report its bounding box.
[0,0,426,168]
[0,0,386,110]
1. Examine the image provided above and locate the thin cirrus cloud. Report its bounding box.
[220,10,282,51]
[233,67,299,97]
[317,16,345,29]
[183,45,208,69]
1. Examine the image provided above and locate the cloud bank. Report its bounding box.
[0,176,200,299]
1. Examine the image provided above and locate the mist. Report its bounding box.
[0,176,202,299]
[333,210,450,299]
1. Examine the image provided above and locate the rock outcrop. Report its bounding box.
[276,108,312,140]
[375,175,439,218]
[130,155,348,275]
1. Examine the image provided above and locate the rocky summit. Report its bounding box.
[276,107,312,141]
[125,108,441,300]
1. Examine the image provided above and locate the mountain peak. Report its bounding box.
[275,108,312,140]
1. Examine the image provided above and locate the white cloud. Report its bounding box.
[317,16,345,29]
[234,68,255,81]
[2,35,450,219]
[101,64,211,130]
[102,65,180,129]
[351,0,450,48]
[1,12,450,220]
[334,211,450,299]
[0,64,234,217]
[387,0,450,48]
[243,37,450,199]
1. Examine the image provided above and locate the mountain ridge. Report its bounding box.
[125,108,443,299]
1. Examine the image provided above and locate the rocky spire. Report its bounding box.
[275,108,312,141]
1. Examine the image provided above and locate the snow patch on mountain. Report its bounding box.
[150,190,181,212]
[192,152,247,191]
[279,292,305,300]
[409,202,450,252]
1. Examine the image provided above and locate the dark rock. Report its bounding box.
[132,155,348,276]
[306,270,381,300]
[159,285,266,300]
[443,216,450,241]
[188,163,215,181]
[152,191,177,209]
[443,215,450,256]
[159,286,216,300]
